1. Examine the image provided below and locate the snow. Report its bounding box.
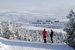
[18,25,67,34]
[0,37,73,50]
[0,12,68,29]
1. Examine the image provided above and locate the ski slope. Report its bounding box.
[0,37,73,50]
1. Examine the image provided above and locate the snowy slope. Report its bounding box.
[0,37,73,50]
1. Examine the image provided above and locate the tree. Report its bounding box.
[64,9,75,49]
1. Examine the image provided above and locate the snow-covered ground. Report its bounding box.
[0,11,68,29]
[0,37,73,50]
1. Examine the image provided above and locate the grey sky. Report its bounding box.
[0,0,75,16]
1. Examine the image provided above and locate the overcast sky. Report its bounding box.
[0,0,75,16]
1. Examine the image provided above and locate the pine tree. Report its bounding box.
[64,9,75,49]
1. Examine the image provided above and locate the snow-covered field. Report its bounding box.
[0,37,73,50]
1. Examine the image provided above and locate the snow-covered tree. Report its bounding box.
[64,9,75,49]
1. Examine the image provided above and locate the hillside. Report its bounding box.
[0,37,73,50]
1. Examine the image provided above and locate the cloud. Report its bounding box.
[0,0,75,16]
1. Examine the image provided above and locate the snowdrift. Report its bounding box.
[0,37,73,50]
